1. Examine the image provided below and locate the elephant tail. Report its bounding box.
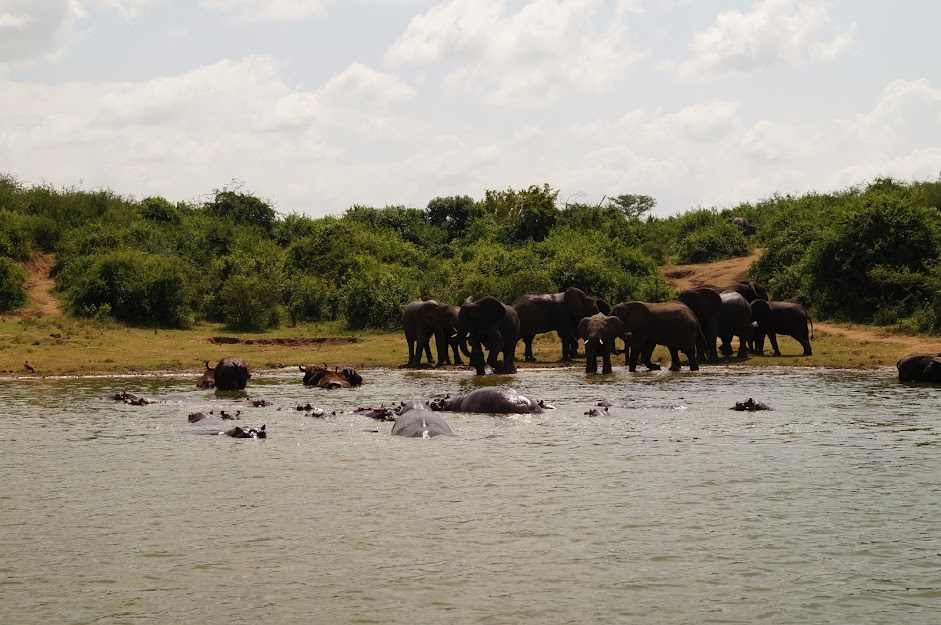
[807,314,815,340]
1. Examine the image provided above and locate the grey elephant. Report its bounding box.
[897,353,941,383]
[718,290,753,357]
[677,287,722,363]
[402,299,463,367]
[197,357,251,391]
[750,299,814,356]
[730,216,755,235]
[610,301,704,372]
[706,281,769,303]
[391,400,453,437]
[512,287,605,362]
[576,312,625,374]
[429,386,544,414]
[458,296,519,375]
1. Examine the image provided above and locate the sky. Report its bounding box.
[1,0,940,219]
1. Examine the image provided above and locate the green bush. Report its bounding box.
[0,257,28,312]
[675,222,749,265]
[342,259,418,330]
[62,250,191,327]
[286,274,340,324]
[219,274,281,331]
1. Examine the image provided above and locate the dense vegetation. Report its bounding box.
[2,173,940,334]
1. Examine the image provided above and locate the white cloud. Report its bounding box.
[0,0,83,65]
[200,0,326,20]
[320,62,416,107]
[661,0,855,79]
[90,0,157,19]
[386,0,644,106]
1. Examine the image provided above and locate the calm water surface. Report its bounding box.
[1,367,939,624]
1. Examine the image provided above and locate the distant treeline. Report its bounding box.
[1,174,940,334]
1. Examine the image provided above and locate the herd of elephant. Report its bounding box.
[403,283,815,375]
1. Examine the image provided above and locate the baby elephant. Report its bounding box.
[897,353,941,383]
[577,313,625,374]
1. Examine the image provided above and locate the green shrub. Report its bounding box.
[286,274,340,324]
[0,257,28,312]
[219,274,281,331]
[342,259,418,330]
[675,222,749,264]
[62,250,191,327]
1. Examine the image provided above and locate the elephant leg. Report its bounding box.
[601,350,612,374]
[767,333,781,356]
[407,339,417,366]
[449,342,464,365]
[433,329,449,366]
[735,335,748,358]
[642,342,658,370]
[796,333,812,356]
[684,345,699,371]
[523,335,537,362]
[485,330,504,372]
[667,346,682,371]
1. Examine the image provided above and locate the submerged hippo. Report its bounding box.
[391,400,453,438]
[224,424,267,438]
[429,387,544,414]
[730,398,774,411]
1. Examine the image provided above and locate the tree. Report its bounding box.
[608,194,656,220]
[204,189,276,233]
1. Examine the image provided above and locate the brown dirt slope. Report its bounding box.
[662,251,941,355]
[18,253,63,317]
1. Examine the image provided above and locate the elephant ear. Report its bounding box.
[596,299,611,315]
[611,301,649,330]
[750,299,770,321]
[576,315,592,340]
[564,287,594,319]
[478,296,507,324]
[608,315,625,338]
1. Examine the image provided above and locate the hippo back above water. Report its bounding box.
[391,400,453,438]
[429,386,544,414]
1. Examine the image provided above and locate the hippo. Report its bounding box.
[224,424,267,438]
[730,398,774,411]
[429,386,544,414]
[391,400,453,438]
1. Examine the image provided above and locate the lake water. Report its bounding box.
[1,367,939,624]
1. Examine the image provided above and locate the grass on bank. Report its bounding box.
[0,314,921,377]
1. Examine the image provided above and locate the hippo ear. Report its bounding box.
[260,424,266,431]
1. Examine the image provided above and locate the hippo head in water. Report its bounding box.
[224,424,267,438]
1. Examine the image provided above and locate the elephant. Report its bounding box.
[717,290,753,357]
[299,363,364,388]
[576,312,625,374]
[706,281,769,303]
[610,301,704,372]
[458,296,519,375]
[677,287,723,363]
[391,400,453,437]
[512,287,605,362]
[429,386,545,414]
[730,216,755,235]
[197,357,251,391]
[750,299,814,356]
[401,299,463,367]
[896,353,941,383]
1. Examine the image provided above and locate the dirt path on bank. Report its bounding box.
[662,251,941,355]
[17,253,63,317]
